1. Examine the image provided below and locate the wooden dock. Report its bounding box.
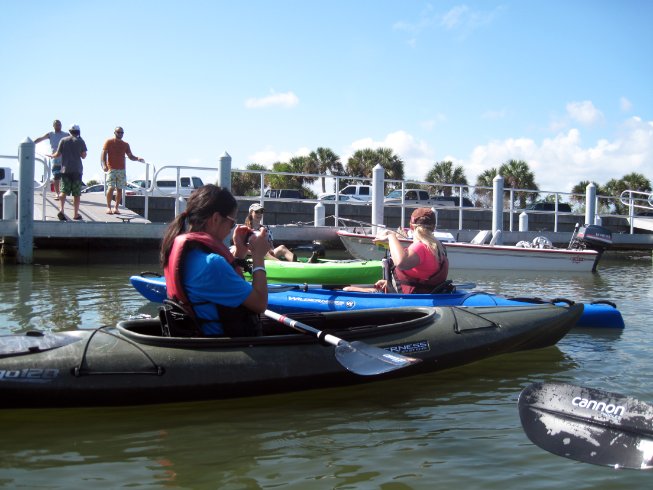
[33,191,150,224]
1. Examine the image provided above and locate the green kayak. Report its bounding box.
[244,258,382,285]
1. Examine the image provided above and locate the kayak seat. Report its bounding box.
[429,279,455,294]
[159,299,203,338]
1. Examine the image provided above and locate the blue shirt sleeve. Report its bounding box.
[183,249,253,333]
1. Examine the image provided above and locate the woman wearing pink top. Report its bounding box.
[346,207,449,294]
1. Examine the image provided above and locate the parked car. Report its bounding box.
[525,201,572,212]
[319,193,364,202]
[82,183,143,200]
[339,184,372,201]
[318,184,373,202]
[385,189,431,204]
[264,188,304,199]
[0,167,13,187]
[429,195,457,207]
[128,176,204,197]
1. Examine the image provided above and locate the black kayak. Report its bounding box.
[0,304,582,408]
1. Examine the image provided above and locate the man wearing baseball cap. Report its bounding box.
[50,124,87,220]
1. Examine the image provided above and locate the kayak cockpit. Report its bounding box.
[116,307,437,348]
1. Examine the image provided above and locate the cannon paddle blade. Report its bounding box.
[518,382,653,470]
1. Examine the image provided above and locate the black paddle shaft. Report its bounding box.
[518,382,653,470]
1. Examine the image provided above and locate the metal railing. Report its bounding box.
[620,189,653,233]
[1,153,50,220]
[3,150,647,235]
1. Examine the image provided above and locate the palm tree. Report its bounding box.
[620,172,651,193]
[345,148,378,180]
[474,168,498,207]
[603,173,651,214]
[306,147,345,193]
[345,148,404,191]
[498,159,539,208]
[570,180,603,205]
[375,147,404,183]
[231,163,267,196]
[425,161,468,197]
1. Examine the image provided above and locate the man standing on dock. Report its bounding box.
[50,124,87,221]
[101,126,145,215]
[34,119,68,199]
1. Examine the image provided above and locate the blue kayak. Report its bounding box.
[129,274,624,329]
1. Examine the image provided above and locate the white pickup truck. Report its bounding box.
[0,167,12,187]
[384,189,456,207]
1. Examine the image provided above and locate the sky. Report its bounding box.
[1,0,651,195]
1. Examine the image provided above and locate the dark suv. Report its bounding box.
[525,201,572,212]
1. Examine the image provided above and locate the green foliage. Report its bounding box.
[231,163,267,196]
[572,172,651,213]
[307,147,344,193]
[425,161,468,196]
[345,148,404,191]
[85,179,99,187]
[498,159,539,208]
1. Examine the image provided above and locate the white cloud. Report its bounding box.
[566,100,604,125]
[481,109,507,120]
[244,90,299,109]
[393,4,500,44]
[421,113,447,130]
[466,117,653,193]
[441,5,470,30]
[246,146,310,167]
[244,117,652,197]
[620,96,632,112]
[344,130,434,180]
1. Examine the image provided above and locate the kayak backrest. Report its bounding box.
[159,299,203,337]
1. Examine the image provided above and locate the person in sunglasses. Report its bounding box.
[161,185,270,336]
[244,203,296,261]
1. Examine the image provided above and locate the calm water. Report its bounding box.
[0,252,652,489]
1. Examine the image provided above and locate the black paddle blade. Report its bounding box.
[335,340,421,376]
[518,382,653,470]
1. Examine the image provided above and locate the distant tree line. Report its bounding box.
[229,146,651,210]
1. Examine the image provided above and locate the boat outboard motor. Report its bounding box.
[571,224,613,252]
[568,224,612,272]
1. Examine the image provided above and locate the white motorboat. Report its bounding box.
[337,225,612,272]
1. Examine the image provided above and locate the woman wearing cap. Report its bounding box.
[345,207,449,294]
[245,203,296,262]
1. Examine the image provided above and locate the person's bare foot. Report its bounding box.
[113,209,121,215]
[106,209,114,214]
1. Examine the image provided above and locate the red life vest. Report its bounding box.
[163,232,260,337]
[164,232,242,310]
[392,243,449,294]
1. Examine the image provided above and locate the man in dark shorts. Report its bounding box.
[50,124,87,220]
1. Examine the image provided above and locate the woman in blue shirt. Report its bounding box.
[160,185,270,336]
